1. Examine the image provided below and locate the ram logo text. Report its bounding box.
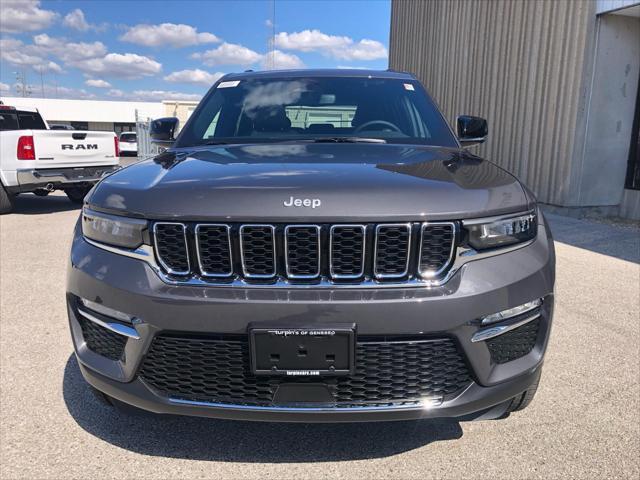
[61,144,98,150]
[283,196,321,208]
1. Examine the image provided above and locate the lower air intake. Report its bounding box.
[77,314,127,361]
[487,318,540,364]
[139,334,472,407]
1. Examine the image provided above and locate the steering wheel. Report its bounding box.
[354,120,402,134]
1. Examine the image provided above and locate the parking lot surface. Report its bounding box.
[1,192,638,479]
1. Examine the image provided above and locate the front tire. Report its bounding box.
[0,183,13,214]
[89,385,114,407]
[506,369,541,413]
[65,186,92,204]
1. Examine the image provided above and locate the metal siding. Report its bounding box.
[390,0,596,206]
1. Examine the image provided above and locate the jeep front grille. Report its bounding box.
[139,334,472,408]
[152,222,457,286]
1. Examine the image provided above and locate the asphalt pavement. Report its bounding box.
[1,192,638,479]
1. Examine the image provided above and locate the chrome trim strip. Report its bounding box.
[194,224,233,278]
[373,223,412,279]
[284,225,321,279]
[84,237,156,262]
[168,397,443,412]
[84,235,534,289]
[239,224,277,279]
[461,210,536,226]
[418,222,457,279]
[77,308,140,339]
[329,224,366,279]
[471,312,541,343]
[153,222,190,276]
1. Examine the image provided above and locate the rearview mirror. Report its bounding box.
[456,115,488,147]
[150,117,179,148]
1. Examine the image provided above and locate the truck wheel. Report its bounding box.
[0,183,14,214]
[66,186,91,204]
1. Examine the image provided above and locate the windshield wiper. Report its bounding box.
[307,137,387,144]
[199,140,231,145]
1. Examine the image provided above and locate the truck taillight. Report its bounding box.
[17,136,36,160]
[114,136,120,157]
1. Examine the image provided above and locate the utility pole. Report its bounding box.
[266,0,276,69]
[14,70,32,97]
[40,68,45,98]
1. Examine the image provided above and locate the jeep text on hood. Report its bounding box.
[89,144,529,221]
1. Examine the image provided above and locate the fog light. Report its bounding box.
[481,298,542,325]
[79,298,134,324]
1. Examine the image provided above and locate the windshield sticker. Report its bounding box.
[404,83,415,91]
[218,80,241,89]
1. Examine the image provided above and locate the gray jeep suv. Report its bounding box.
[67,70,555,422]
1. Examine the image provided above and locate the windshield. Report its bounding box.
[0,110,47,131]
[120,132,136,142]
[176,76,457,147]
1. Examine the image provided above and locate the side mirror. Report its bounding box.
[456,115,488,147]
[150,117,179,148]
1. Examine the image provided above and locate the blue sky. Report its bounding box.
[0,0,391,102]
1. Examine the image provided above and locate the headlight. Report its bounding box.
[464,211,537,250]
[82,207,147,249]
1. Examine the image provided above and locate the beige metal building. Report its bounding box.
[390,0,640,220]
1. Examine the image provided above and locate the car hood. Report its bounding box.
[89,143,531,221]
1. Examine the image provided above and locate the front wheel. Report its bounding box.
[0,183,14,214]
[65,186,92,204]
[506,369,541,413]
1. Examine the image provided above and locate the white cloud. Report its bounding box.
[332,39,388,61]
[32,61,63,74]
[192,42,262,67]
[110,89,195,103]
[0,38,63,73]
[0,82,10,92]
[164,69,224,86]
[108,89,202,102]
[336,65,368,70]
[62,9,88,31]
[77,53,162,79]
[262,50,304,70]
[120,23,220,48]
[275,30,351,52]
[275,29,387,61]
[85,79,111,88]
[6,82,95,99]
[0,0,58,33]
[33,34,107,63]
[133,90,202,101]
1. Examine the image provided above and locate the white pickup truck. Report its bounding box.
[0,105,120,213]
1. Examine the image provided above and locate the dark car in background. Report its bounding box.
[67,69,555,422]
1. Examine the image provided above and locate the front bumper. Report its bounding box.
[12,165,120,193]
[67,216,555,422]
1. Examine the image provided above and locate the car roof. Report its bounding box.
[0,106,39,113]
[221,69,417,81]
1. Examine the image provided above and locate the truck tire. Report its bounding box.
[65,186,92,204]
[0,183,13,214]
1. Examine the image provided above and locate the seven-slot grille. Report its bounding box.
[152,222,456,284]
